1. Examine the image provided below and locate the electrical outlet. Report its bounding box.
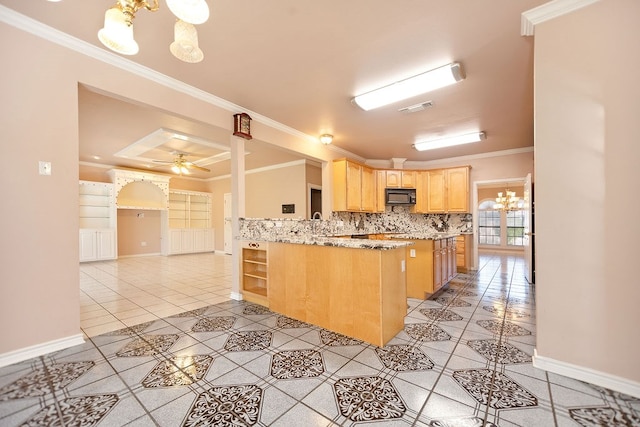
[38,161,51,176]
[141,242,147,247]
[410,249,416,258]
[401,260,406,272]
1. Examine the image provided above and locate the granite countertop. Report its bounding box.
[388,232,460,240]
[255,235,414,250]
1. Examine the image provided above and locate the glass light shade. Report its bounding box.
[353,62,465,111]
[319,134,333,145]
[171,164,180,174]
[166,0,210,24]
[170,20,204,63]
[98,7,139,55]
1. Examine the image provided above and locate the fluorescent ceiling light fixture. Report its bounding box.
[352,62,465,111]
[413,131,486,151]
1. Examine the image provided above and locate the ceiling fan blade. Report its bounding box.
[152,160,174,164]
[186,163,210,172]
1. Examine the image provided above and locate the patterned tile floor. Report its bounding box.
[1,252,639,426]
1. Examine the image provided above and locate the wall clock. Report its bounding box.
[233,113,252,140]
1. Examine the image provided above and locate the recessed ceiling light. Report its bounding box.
[92,155,101,160]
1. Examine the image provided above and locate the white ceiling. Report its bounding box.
[0,0,547,178]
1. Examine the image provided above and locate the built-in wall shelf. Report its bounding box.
[242,241,268,307]
[79,180,117,262]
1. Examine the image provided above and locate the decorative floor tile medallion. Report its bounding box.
[183,385,263,426]
[467,339,532,364]
[242,304,271,315]
[333,376,406,422]
[569,406,640,426]
[270,350,324,379]
[452,369,537,409]
[482,305,529,319]
[375,345,434,371]
[142,355,213,388]
[171,307,209,318]
[224,331,272,352]
[191,316,236,332]
[434,297,472,307]
[0,361,95,400]
[476,319,532,336]
[443,289,478,298]
[428,416,498,427]
[420,308,463,322]
[116,334,179,357]
[105,321,155,336]
[276,315,311,329]
[319,329,363,346]
[404,324,451,342]
[21,393,118,426]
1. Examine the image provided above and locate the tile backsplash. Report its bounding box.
[239,207,472,240]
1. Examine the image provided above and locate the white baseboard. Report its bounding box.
[0,334,85,369]
[229,292,243,301]
[117,252,162,259]
[533,349,640,398]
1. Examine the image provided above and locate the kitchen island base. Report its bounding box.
[268,242,407,347]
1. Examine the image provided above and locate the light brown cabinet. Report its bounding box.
[385,170,417,188]
[455,234,471,273]
[425,167,470,213]
[241,241,269,307]
[333,159,376,212]
[405,237,458,299]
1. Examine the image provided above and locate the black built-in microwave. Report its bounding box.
[385,188,416,205]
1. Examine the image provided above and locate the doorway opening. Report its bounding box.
[309,185,322,219]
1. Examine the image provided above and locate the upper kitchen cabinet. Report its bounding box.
[426,166,470,213]
[385,170,417,188]
[333,159,376,212]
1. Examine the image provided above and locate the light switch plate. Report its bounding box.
[39,161,51,176]
[410,249,416,258]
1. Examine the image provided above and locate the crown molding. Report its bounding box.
[0,5,339,151]
[367,146,533,170]
[521,0,600,36]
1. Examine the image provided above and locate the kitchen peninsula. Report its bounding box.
[242,236,412,347]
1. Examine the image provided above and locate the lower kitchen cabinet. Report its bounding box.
[79,229,116,262]
[168,228,214,254]
[406,237,457,298]
[456,235,471,272]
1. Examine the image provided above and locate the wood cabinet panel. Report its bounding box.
[427,170,446,213]
[333,159,376,212]
[268,243,406,347]
[446,167,469,212]
[361,166,376,211]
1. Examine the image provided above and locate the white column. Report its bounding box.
[229,135,246,300]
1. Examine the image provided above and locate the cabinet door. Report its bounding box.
[427,170,446,213]
[433,248,442,290]
[446,167,469,212]
[346,161,362,211]
[96,230,116,260]
[375,170,386,212]
[401,171,417,188]
[414,171,428,213]
[361,166,376,212]
[385,170,401,188]
[192,229,206,252]
[169,229,184,254]
[79,230,97,262]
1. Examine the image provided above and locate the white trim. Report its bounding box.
[116,252,163,259]
[367,147,534,170]
[533,349,640,398]
[0,5,323,147]
[210,159,313,181]
[229,292,243,301]
[0,334,85,369]
[521,0,601,36]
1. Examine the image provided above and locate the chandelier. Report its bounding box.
[97,0,209,63]
[494,189,520,211]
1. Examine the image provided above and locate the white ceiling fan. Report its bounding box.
[153,153,210,175]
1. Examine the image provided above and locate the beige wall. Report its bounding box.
[535,0,640,384]
[117,209,162,256]
[0,20,333,358]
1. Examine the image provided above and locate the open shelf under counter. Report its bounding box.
[241,241,269,307]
